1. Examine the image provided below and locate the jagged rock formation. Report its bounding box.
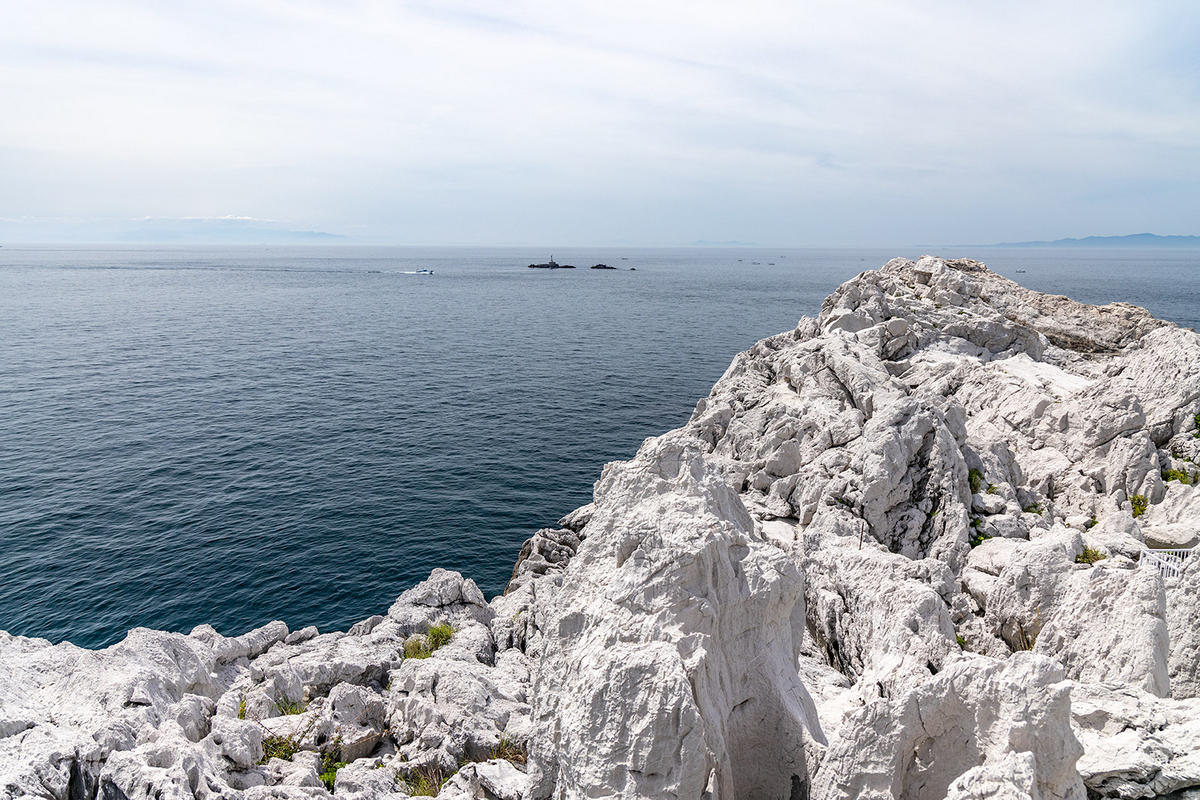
[3,256,1199,799]
[526,435,823,799]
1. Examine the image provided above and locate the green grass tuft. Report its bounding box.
[426,623,454,650]
[404,624,456,660]
[261,734,301,763]
[1076,547,1107,565]
[968,468,984,494]
[969,517,991,548]
[1163,468,1196,485]
[274,698,305,716]
[955,634,967,650]
[1022,502,1044,514]
[317,737,346,792]
[402,764,450,796]
[1131,495,1148,518]
[491,734,528,765]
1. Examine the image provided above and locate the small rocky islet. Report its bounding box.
[526,258,573,269]
[526,259,629,270]
[3,256,1200,799]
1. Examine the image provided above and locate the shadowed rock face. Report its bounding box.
[3,256,1200,800]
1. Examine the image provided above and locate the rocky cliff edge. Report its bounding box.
[3,256,1200,800]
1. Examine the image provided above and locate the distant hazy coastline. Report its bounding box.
[986,233,1200,248]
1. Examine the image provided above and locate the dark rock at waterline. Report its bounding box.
[530,257,576,271]
[591,264,617,270]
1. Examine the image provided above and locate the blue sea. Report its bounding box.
[2,245,1198,648]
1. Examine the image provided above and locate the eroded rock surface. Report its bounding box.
[3,256,1199,799]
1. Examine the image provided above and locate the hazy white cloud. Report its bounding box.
[1,1,1197,244]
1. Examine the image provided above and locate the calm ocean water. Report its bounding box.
[2,245,1198,648]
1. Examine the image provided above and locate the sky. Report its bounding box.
[2,1,1198,246]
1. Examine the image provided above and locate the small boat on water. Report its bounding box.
[1015,269,1026,274]
[416,269,434,275]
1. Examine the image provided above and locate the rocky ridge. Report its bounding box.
[3,256,1200,799]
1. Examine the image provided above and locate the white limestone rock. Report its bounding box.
[1081,510,1144,559]
[527,433,823,800]
[1031,561,1168,696]
[504,527,584,594]
[388,569,493,636]
[976,527,1169,695]
[386,647,531,771]
[1166,555,1200,700]
[813,653,1085,800]
[435,759,527,800]
[333,758,408,799]
[802,538,960,702]
[1071,681,1200,798]
[944,752,1039,800]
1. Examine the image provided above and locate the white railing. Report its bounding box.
[1139,547,1198,579]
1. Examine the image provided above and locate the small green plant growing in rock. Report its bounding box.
[318,739,346,792]
[1022,502,1044,514]
[404,623,456,660]
[1086,515,1097,529]
[258,718,316,766]
[1162,468,1196,485]
[237,696,247,720]
[1193,413,1200,439]
[1131,495,1148,518]
[402,764,450,796]
[427,623,454,650]
[274,698,305,716]
[1076,547,1107,565]
[955,634,968,650]
[986,484,999,495]
[1172,448,1198,465]
[968,468,985,494]
[491,734,528,765]
[969,517,991,548]
[260,733,302,763]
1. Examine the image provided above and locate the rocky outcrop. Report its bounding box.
[813,654,1085,800]
[1166,556,1200,700]
[527,434,823,799]
[3,256,1199,799]
[1071,681,1200,798]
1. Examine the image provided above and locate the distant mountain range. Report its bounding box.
[989,233,1200,248]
